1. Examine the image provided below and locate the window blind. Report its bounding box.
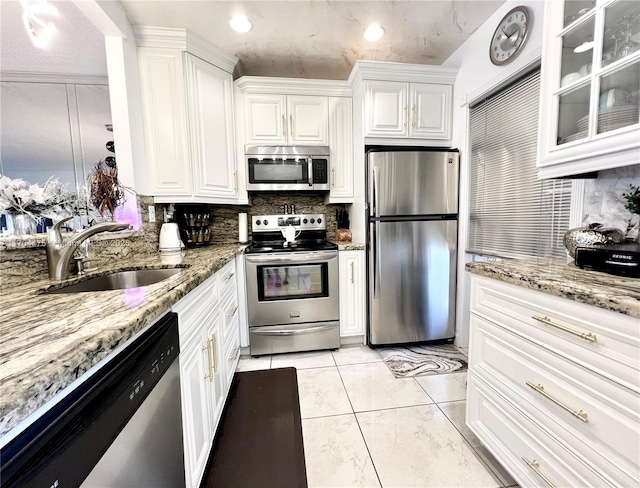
[467,70,573,259]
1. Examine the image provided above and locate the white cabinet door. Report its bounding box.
[138,47,192,196]
[180,330,212,488]
[203,308,225,437]
[185,54,238,201]
[244,94,287,144]
[409,83,452,140]
[327,97,354,202]
[287,95,329,144]
[365,81,408,137]
[339,250,365,337]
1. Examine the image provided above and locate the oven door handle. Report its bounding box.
[245,251,338,263]
[252,324,335,336]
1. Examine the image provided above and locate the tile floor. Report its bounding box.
[236,345,519,488]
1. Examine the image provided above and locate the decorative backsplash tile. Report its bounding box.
[582,164,640,239]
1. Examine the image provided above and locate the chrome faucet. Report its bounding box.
[46,216,130,281]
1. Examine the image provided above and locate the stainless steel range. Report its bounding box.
[245,214,339,356]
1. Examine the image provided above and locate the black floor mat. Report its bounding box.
[201,367,307,488]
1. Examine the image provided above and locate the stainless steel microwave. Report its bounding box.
[246,145,330,192]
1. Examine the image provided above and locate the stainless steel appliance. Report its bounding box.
[367,147,460,346]
[245,214,339,356]
[0,313,185,487]
[246,145,330,192]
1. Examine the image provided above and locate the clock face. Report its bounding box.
[490,6,531,66]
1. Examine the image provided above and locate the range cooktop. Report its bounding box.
[246,213,337,254]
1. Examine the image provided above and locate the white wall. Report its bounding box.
[442,0,545,347]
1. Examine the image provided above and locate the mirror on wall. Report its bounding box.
[0,0,122,234]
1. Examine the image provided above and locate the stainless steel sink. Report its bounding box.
[45,268,185,294]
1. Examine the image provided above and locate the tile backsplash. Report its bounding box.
[582,164,640,239]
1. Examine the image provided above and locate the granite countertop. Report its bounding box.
[466,258,640,318]
[332,241,365,251]
[0,244,245,438]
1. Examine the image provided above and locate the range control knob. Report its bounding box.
[263,219,269,226]
[255,220,261,225]
[303,218,308,224]
[317,218,322,224]
[310,218,315,224]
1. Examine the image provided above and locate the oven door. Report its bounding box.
[247,156,312,191]
[245,251,339,326]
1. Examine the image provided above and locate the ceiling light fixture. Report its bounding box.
[21,0,59,49]
[574,40,594,53]
[364,24,385,42]
[230,15,252,33]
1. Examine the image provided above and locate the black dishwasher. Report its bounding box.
[0,312,185,488]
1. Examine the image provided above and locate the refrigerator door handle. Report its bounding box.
[372,166,379,218]
[372,223,380,299]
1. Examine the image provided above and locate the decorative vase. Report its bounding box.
[563,224,625,258]
[6,213,38,236]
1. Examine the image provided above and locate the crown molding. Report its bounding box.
[134,26,238,73]
[0,71,108,85]
[235,76,351,97]
[348,60,458,93]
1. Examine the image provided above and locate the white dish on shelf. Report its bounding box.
[561,72,582,87]
[562,130,588,143]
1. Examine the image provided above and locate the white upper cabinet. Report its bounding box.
[350,61,458,146]
[366,81,452,140]
[236,77,354,202]
[410,83,452,140]
[366,81,408,137]
[328,97,354,202]
[244,94,328,145]
[185,54,238,200]
[136,28,247,204]
[537,0,640,178]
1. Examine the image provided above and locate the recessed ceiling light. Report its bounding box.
[21,0,59,49]
[230,15,252,33]
[364,24,385,42]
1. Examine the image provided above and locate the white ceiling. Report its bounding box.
[0,0,107,76]
[0,0,505,80]
[120,0,505,80]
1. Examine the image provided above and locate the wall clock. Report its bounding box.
[489,6,531,66]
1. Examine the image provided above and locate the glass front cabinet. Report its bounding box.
[538,0,640,178]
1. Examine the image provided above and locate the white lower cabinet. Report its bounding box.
[339,250,365,338]
[173,258,242,487]
[467,275,640,487]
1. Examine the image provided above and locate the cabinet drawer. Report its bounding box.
[220,289,239,345]
[471,314,640,485]
[222,323,241,388]
[218,259,237,301]
[173,273,219,346]
[471,276,640,391]
[467,373,613,488]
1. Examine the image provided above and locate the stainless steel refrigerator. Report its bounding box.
[367,147,459,345]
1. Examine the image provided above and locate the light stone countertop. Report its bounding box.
[0,244,245,438]
[465,258,640,318]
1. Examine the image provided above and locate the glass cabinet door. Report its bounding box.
[597,1,639,135]
[555,0,639,147]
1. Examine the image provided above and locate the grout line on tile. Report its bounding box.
[412,376,437,404]
[434,401,510,487]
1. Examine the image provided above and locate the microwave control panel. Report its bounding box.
[312,159,328,183]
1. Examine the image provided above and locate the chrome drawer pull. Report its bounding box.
[532,315,597,343]
[522,457,557,488]
[224,272,235,282]
[526,382,588,423]
[227,305,238,317]
[229,346,240,361]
